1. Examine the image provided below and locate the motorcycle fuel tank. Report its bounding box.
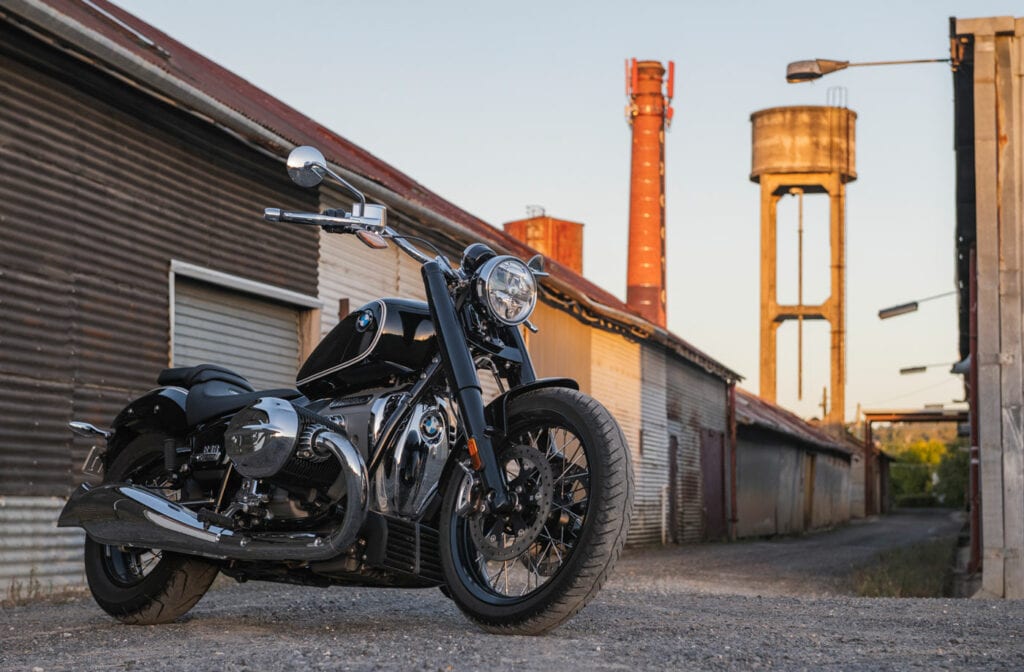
[297,298,437,399]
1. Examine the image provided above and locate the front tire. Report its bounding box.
[84,435,219,624]
[439,387,633,635]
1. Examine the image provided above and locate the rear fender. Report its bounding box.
[104,386,188,464]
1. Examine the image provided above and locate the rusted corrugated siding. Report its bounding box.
[849,451,866,518]
[736,435,803,537]
[0,25,318,496]
[667,357,728,542]
[735,441,782,537]
[736,429,851,538]
[811,454,850,529]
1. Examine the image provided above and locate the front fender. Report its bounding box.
[484,377,579,439]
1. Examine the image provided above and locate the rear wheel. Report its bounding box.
[84,435,219,624]
[439,387,633,635]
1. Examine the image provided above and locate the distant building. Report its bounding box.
[734,390,852,537]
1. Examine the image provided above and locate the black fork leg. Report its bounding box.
[421,262,511,511]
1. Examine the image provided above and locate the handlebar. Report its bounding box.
[264,208,357,229]
[263,207,440,269]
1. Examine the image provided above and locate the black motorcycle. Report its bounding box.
[58,146,633,635]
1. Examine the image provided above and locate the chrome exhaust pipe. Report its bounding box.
[58,430,368,562]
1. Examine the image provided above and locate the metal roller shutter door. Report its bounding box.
[173,280,300,390]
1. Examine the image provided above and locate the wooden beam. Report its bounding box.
[973,32,1006,597]
[996,32,1024,598]
[297,308,321,364]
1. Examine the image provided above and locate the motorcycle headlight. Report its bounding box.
[475,256,537,325]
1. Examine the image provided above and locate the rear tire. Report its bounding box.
[84,435,219,624]
[439,387,633,635]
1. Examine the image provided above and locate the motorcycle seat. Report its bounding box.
[157,364,255,392]
[185,382,305,427]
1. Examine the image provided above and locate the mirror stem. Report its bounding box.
[320,164,367,208]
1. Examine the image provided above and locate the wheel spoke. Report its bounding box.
[458,418,592,601]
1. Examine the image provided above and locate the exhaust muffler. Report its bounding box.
[58,430,368,562]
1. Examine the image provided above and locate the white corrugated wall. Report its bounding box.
[0,497,85,597]
[318,232,402,336]
[589,331,643,546]
[635,345,670,546]
[526,302,592,393]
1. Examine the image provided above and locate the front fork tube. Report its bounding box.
[422,262,511,511]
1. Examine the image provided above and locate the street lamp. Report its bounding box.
[786,58,950,83]
[878,290,956,320]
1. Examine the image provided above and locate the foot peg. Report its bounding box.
[198,508,234,529]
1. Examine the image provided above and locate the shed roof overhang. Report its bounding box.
[735,388,851,458]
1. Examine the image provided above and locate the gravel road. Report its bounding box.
[3,510,1022,671]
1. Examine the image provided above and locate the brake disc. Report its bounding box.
[469,443,554,562]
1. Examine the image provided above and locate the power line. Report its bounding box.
[864,376,958,403]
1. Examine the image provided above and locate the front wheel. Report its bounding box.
[439,387,633,635]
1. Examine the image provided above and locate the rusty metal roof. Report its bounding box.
[2,0,741,383]
[735,388,849,455]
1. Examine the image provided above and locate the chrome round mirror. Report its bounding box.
[286,146,327,188]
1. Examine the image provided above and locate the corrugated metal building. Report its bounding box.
[734,389,851,538]
[0,1,323,591]
[0,0,857,593]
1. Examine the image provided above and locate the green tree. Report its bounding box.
[890,462,932,499]
[886,439,947,506]
[888,439,946,465]
[934,446,969,509]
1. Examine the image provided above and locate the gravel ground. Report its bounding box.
[2,510,1022,671]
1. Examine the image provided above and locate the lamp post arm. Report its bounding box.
[915,290,957,304]
[847,58,951,68]
[787,57,952,83]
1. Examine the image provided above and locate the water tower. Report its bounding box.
[750,105,857,424]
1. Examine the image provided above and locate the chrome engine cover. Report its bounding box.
[373,396,455,518]
[306,390,456,519]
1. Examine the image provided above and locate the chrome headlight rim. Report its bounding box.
[475,256,538,326]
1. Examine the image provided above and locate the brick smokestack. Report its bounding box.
[625,59,673,327]
[503,209,584,274]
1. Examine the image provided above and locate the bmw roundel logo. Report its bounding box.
[420,411,444,443]
[355,310,375,332]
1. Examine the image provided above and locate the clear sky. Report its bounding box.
[114,0,1019,421]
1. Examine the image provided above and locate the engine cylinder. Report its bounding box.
[225,397,344,494]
